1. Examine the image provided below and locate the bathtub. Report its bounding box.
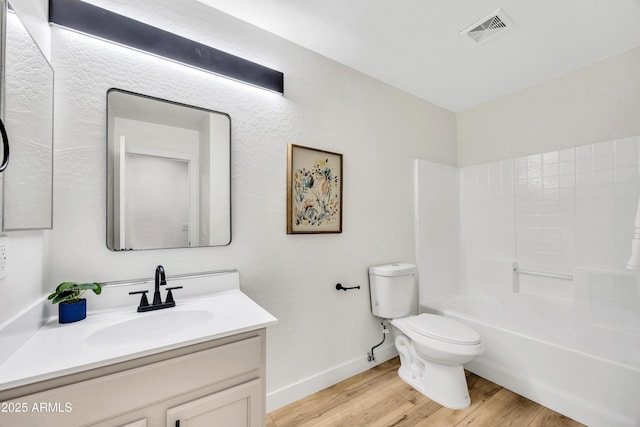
[423,293,640,427]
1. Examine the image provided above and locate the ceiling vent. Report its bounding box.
[460,9,512,44]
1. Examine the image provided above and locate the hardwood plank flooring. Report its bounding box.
[267,357,584,427]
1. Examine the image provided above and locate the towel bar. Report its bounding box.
[512,264,573,281]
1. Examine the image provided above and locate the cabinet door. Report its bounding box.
[166,379,262,427]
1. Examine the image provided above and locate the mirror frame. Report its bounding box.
[106,88,232,251]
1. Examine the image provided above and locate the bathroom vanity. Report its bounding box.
[0,270,276,426]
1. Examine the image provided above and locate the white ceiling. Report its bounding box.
[196,0,640,112]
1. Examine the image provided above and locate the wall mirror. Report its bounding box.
[1,1,54,230]
[106,89,231,250]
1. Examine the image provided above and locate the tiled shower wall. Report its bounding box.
[460,136,640,313]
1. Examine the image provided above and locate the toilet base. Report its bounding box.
[396,335,471,409]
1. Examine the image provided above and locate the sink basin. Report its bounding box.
[86,309,215,348]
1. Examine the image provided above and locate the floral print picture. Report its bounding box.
[287,144,343,234]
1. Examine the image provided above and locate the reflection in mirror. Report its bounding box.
[106,89,231,250]
[1,2,54,230]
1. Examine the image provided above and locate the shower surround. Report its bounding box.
[415,135,640,427]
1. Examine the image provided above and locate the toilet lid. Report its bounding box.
[407,314,481,345]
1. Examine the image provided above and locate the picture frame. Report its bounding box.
[287,144,343,234]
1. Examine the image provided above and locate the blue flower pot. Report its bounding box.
[58,299,87,324]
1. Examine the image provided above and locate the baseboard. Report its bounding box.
[266,344,398,412]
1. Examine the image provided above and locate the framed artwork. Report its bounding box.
[287,144,343,234]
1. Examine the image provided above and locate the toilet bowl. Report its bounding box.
[394,313,483,365]
[391,313,484,409]
[368,263,484,409]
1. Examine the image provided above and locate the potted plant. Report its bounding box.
[48,282,102,324]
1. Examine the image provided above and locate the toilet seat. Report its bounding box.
[407,314,480,345]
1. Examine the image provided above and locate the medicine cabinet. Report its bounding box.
[0,0,54,230]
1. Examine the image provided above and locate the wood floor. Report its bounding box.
[267,357,584,427]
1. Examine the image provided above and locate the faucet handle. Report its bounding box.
[165,286,183,305]
[129,290,149,310]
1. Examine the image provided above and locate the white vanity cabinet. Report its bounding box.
[0,330,266,427]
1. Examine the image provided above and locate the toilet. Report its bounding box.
[369,263,483,409]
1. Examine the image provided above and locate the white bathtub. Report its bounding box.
[423,293,640,427]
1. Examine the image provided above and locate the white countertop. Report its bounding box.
[0,271,277,392]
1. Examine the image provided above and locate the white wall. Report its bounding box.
[414,159,460,302]
[0,231,49,323]
[47,0,456,410]
[458,47,640,166]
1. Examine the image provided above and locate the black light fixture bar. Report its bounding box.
[48,0,284,94]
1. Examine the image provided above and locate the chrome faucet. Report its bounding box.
[129,265,182,312]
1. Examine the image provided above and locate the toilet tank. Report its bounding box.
[369,263,418,318]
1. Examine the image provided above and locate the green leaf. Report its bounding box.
[55,282,77,292]
[92,283,102,295]
[75,282,101,292]
[48,282,102,304]
[51,293,71,304]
